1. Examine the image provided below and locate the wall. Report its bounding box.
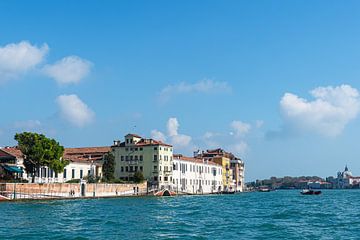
[0,182,147,200]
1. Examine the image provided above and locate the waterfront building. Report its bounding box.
[172,154,223,194]
[195,148,245,192]
[112,134,173,190]
[335,165,360,188]
[0,146,108,183]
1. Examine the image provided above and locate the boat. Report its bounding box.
[300,189,321,195]
[259,188,271,192]
[221,190,235,194]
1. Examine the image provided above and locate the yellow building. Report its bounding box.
[211,156,232,191]
[112,134,173,190]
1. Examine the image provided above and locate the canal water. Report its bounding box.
[1,190,360,239]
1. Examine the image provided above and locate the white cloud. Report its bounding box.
[167,117,179,136]
[56,94,95,127]
[151,117,192,150]
[230,120,251,137]
[0,41,48,82]
[159,79,231,103]
[151,129,167,142]
[229,141,249,156]
[280,84,360,137]
[255,120,264,128]
[13,120,41,130]
[43,56,92,84]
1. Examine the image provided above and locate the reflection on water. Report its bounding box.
[1,191,360,239]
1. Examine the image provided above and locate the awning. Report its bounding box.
[3,165,23,173]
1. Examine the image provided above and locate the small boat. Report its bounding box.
[300,189,321,195]
[258,188,271,192]
[222,191,235,194]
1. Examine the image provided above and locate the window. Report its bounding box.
[88,170,91,176]
[160,147,162,150]
[154,176,158,181]
[140,155,143,161]
[159,166,162,171]
[126,139,129,144]
[125,156,129,161]
[135,148,138,151]
[63,169,67,178]
[135,155,138,160]
[121,167,124,172]
[154,155,158,161]
[130,166,133,172]
[154,147,157,150]
[130,139,133,143]
[125,166,129,172]
[72,169,75,179]
[140,166,143,171]
[154,166,157,170]
[80,170,83,178]
[121,156,124,161]
[170,156,173,161]
[130,156,133,161]
[164,176,168,181]
[159,176,162,181]
[55,172,58,178]
[125,147,128,151]
[159,155,162,160]
[140,148,143,151]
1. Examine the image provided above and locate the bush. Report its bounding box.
[66,179,80,183]
[133,171,145,183]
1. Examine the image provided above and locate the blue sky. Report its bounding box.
[1,1,360,181]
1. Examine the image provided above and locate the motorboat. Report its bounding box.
[300,189,321,195]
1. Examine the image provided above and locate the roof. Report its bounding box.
[112,137,172,148]
[125,133,142,138]
[173,154,221,166]
[0,147,23,159]
[63,146,110,163]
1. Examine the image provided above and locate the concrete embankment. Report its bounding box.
[0,182,147,201]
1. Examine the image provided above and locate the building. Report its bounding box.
[112,134,173,190]
[195,148,245,192]
[172,154,223,194]
[0,146,108,183]
[335,165,360,188]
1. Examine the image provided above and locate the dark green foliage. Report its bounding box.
[102,151,115,182]
[133,171,145,183]
[14,132,68,182]
[66,179,80,183]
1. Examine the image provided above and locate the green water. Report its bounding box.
[1,190,360,239]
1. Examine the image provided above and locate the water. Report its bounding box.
[1,190,360,239]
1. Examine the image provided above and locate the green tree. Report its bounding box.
[102,151,115,182]
[133,171,145,183]
[14,132,68,183]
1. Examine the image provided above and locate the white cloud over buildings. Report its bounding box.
[280,84,360,137]
[56,94,95,127]
[0,41,48,82]
[43,56,92,85]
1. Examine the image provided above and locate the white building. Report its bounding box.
[336,165,360,188]
[0,146,108,183]
[172,154,223,194]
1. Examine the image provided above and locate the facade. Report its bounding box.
[195,148,245,192]
[112,134,173,190]
[0,146,108,183]
[172,154,223,194]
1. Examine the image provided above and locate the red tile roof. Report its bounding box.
[0,147,23,159]
[126,133,142,138]
[63,146,110,163]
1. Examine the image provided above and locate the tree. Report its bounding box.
[133,171,145,183]
[14,132,68,183]
[102,151,115,182]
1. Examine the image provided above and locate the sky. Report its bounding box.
[1,1,360,181]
